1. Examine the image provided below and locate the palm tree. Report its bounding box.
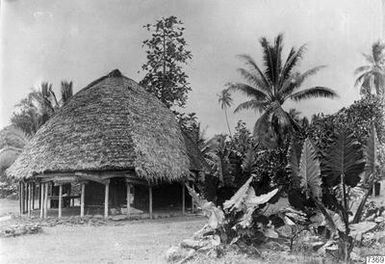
[354,41,385,98]
[229,34,337,147]
[60,80,74,105]
[11,81,74,136]
[218,89,233,137]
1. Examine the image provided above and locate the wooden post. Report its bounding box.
[28,183,31,217]
[22,182,26,214]
[126,182,131,216]
[25,183,29,213]
[19,182,22,215]
[182,183,185,215]
[32,183,35,210]
[191,184,195,213]
[149,185,153,219]
[47,184,51,209]
[80,183,85,217]
[58,184,63,218]
[38,183,42,210]
[104,181,109,219]
[44,183,49,218]
[40,183,44,218]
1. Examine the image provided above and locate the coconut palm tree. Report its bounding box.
[218,89,233,137]
[11,81,74,136]
[354,41,385,98]
[229,34,337,147]
[60,80,74,105]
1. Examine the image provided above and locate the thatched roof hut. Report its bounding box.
[7,69,204,183]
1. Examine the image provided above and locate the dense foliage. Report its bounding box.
[307,95,385,177]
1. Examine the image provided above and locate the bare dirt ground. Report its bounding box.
[0,215,205,264]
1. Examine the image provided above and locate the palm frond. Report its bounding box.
[362,53,374,64]
[234,99,266,113]
[237,68,270,93]
[259,37,276,84]
[290,87,338,102]
[228,83,268,100]
[279,44,307,86]
[354,72,371,87]
[354,65,371,76]
[237,54,272,89]
[280,65,327,97]
[273,34,284,85]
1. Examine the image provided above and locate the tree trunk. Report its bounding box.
[224,109,232,137]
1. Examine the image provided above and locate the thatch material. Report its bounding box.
[7,69,194,182]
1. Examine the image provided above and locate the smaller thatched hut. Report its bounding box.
[7,69,207,219]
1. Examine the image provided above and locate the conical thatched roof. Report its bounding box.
[7,69,196,182]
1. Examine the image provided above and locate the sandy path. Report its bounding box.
[0,216,205,264]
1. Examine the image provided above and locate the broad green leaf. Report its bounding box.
[264,227,279,238]
[208,207,225,229]
[350,221,377,241]
[186,184,225,229]
[286,138,301,188]
[324,130,365,187]
[223,176,253,211]
[246,188,279,206]
[298,138,322,199]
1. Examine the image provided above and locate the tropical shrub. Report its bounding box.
[187,176,280,245]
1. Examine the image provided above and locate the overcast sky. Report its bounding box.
[0,0,382,137]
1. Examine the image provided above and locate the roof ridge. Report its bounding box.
[76,69,128,95]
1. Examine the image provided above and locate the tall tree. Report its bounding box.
[229,34,337,147]
[354,41,385,98]
[218,89,233,137]
[140,16,193,109]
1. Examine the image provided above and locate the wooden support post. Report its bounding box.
[40,183,44,218]
[126,183,131,216]
[80,183,85,217]
[47,184,51,209]
[104,181,109,219]
[25,183,28,213]
[28,183,31,217]
[19,182,22,215]
[191,184,195,213]
[149,185,153,219]
[32,183,35,210]
[182,183,185,215]
[44,183,48,218]
[38,183,42,210]
[58,184,63,218]
[22,182,26,214]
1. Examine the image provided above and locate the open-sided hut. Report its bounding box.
[7,69,207,219]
